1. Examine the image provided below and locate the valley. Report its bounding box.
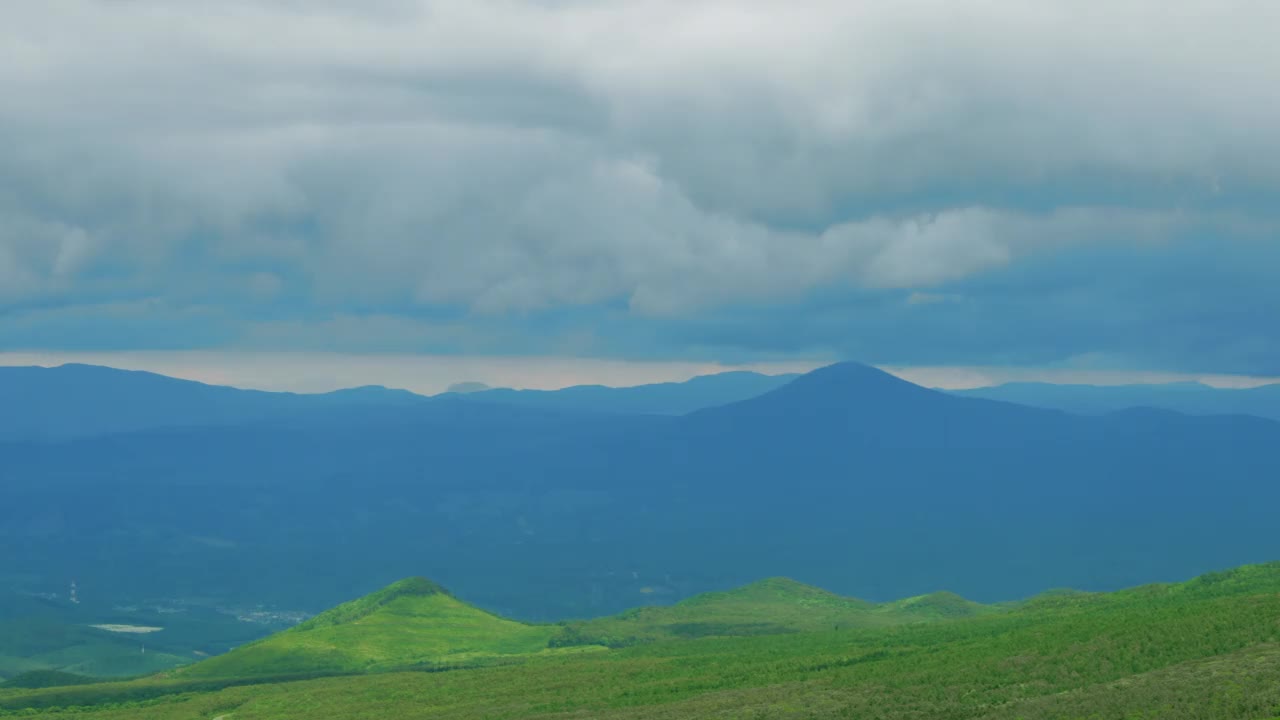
[6,7,1273,714]
[4,361,1280,688]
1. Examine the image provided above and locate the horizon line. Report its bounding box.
[2,350,1278,395]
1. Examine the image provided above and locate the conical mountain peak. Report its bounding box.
[181,576,554,678]
[689,361,940,421]
[782,362,932,395]
[290,577,452,632]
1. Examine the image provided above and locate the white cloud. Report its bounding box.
[0,0,1277,341]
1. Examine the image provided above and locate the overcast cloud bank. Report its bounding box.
[2,1,1277,375]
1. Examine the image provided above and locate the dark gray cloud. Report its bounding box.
[1,1,1277,374]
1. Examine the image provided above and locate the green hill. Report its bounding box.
[873,589,995,620]
[177,575,1001,675]
[550,577,992,647]
[10,562,1280,719]
[178,578,564,678]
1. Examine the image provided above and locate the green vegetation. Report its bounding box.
[0,612,195,679]
[286,578,450,632]
[0,591,292,680]
[6,562,1280,719]
[0,670,96,690]
[876,589,995,620]
[177,578,565,678]
[550,577,992,647]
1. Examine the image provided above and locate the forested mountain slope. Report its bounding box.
[3,363,1278,622]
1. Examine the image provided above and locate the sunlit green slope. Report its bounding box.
[551,577,995,647]
[178,578,562,678]
[10,562,1280,719]
[179,575,998,676]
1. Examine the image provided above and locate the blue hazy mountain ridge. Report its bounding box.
[2,362,1278,628]
[455,371,798,415]
[953,381,1280,421]
[0,364,795,440]
[0,364,430,440]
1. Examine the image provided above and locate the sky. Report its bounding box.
[2,1,1278,390]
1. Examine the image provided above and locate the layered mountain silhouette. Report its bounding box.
[0,364,428,440]
[682,361,1079,444]
[459,370,797,416]
[0,364,796,440]
[953,381,1280,422]
[2,362,1278,622]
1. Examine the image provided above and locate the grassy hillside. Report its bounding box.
[7,562,1280,719]
[177,578,562,678]
[550,577,994,647]
[0,575,991,681]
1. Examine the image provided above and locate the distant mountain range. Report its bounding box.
[0,364,796,440]
[3,361,1278,625]
[0,364,427,440]
[454,370,798,416]
[953,381,1280,421]
[7,363,1278,442]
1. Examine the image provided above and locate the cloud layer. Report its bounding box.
[2,1,1278,373]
